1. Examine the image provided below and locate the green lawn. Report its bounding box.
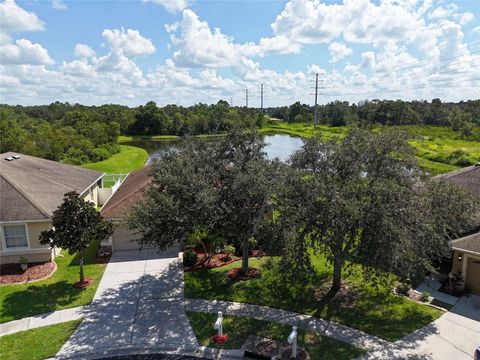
[0,241,106,323]
[187,312,364,360]
[184,256,443,342]
[118,135,180,143]
[81,145,147,173]
[0,320,81,360]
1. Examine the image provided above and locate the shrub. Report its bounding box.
[396,282,410,296]
[183,249,197,267]
[223,244,235,260]
[420,292,430,302]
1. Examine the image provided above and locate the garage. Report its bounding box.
[101,166,152,252]
[466,257,480,295]
[450,232,480,296]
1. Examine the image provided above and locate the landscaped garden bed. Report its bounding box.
[0,319,82,360]
[0,240,107,323]
[0,261,57,285]
[186,312,364,359]
[185,256,443,342]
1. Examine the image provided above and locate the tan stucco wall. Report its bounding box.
[28,221,52,248]
[451,250,463,274]
[1,250,53,264]
[1,221,53,264]
[82,184,100,207]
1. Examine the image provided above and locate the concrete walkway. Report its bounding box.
[0,306,84,337]
[185,298,389,352]
[55,248,203,359]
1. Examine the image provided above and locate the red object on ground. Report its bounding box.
[73,277,93,289]
[212,334,229,344]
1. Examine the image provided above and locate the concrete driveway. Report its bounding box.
[364,295,480,359]
[56,248,201,359]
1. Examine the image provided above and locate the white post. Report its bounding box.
[214,311,223,337]
[287,325,298,358]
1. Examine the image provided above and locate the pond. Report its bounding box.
[124,134,304,163]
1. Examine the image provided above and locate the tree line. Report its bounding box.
[1,98,478,165]
[266,98,480,137]
[0,100,264,164]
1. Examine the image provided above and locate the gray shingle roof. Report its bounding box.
[451,232,480,255]
[436,164,480,199]
[0,152,103,222]
[101,165,151,220]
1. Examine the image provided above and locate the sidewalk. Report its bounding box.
[0,306,84,337]
[184,298,389,352]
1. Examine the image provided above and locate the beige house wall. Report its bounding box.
[82,183,100,207]
[450,249,480,295]
[0,221,53,264]
[451,250,463,274]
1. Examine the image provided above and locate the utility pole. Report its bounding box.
[260,83,264,113]
[245,88,249,107]
[230,97,233,106]
[314,73,318,128]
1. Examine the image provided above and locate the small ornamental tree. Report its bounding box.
[40,191,113,285]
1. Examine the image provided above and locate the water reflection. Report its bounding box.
[124,134,304,163]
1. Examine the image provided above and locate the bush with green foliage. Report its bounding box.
[420,292,430,302]
[183,249,198,267]
[223,244,236,260]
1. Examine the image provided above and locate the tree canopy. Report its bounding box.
[127,130,282,273]
[277,128,478,292]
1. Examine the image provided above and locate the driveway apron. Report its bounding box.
[57,248,198,358]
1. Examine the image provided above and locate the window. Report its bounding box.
[3,224,29,249]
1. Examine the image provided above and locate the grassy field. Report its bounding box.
[187,312,364,359]
[0,241,105,323]
[184,255,442,342]
[81,145,147,173]
[0,320,82,360]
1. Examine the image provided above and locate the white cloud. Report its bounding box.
[102,28,155,56]
[52,0,68,10]
[328,42,353,62]
[259,35,301,54]
[74,43,96,58]
[145,0,190,13]
[167,10,260,68]
[270,0,437,54]
[0,0,44,34]
[473,26,480,34]
[0,39,53,65]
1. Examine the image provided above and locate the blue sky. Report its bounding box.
[1,0,479,106]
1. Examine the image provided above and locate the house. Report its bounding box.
[0,152,104,264]
[100,165,151,251]
[438,164,480,295]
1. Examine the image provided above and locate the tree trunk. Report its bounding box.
[79,252,85,284]
[241,243,249,274]
[331,255,343,293]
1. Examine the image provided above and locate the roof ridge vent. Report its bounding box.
[13,155,20,159]
[5,156,14,161]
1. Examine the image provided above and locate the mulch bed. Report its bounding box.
[185,248,267,272]
[0,261,56,285]
[227,267,260,281]
[279,347,310,360]
[73,277,93,289]
[314,284,359,308]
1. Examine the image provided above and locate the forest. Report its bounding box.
[1,98,478,165]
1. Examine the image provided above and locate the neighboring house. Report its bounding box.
[100,165,151,251]
[0,152,104,264]
[438,164,480,295]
